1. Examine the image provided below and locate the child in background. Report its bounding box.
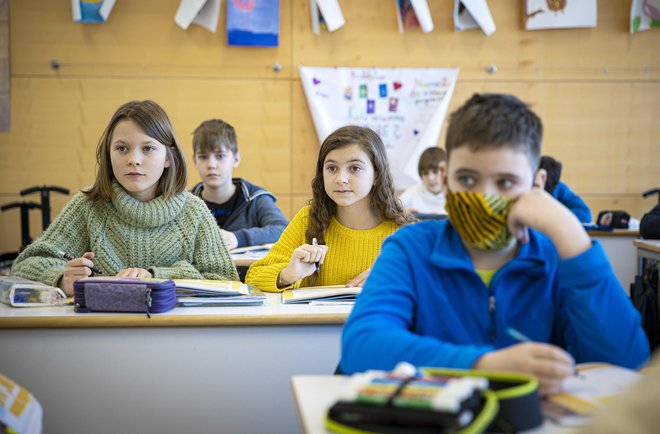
[399,147,447,217]
[539,155,592,223]
[190,119,288,250]
[246,125,414,292]
[340,94,648,394]
[11,100,238,294]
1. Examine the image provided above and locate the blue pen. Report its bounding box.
[312,238,320,273]
[506,327,581,378]
[506,327,532,343]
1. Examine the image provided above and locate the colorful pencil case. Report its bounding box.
[326,363,542,434]
[73,277,177,317]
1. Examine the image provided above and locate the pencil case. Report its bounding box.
[326,363,542,434]
[73,277,177,317]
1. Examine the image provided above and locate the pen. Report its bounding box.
[312,238,320,273]
[506,327,582,378]
[58,250,102,275]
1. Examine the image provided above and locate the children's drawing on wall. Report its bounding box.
[299,66,459,189]
[71,0,116,23]
[227,0,280,46]
[524,0,597,30]
[396,0,434,33]
[310,0,345,34]
[453,0,496,36]
[630,0,660,33]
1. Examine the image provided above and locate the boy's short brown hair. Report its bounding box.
[445,93,543,171]
[192,119,238,155]
[418,147,447,176]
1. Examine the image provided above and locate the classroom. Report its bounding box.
[1,1,659,433]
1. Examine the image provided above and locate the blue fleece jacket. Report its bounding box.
[341,220,649,373]
[552,181,592,223]
[191,178,288,248]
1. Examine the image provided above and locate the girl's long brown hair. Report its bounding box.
[305,125,415,246]
[84,100,187,201]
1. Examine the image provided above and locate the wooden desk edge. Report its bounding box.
[0,313,349,329]
[633,239,660,254]
[588,229,639,237]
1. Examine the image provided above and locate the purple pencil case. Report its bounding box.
[73,277,177,317]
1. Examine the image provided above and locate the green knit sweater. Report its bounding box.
[11,182,239,287]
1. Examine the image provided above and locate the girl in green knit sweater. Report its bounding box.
[11,100,238,294]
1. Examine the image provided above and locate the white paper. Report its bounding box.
[410,0,434,33]
[99,0,116,20]
[310,0,320,34]
[315,0,345,33]
[455,0,495,36]
[175,0,221,33]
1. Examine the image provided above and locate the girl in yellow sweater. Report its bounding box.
[246,126,414,292]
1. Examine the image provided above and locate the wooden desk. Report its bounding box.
[291,376,572,434]
[0,294,351,434]
[633,239,660,274]
[588,230,639,291]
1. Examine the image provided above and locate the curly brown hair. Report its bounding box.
[305,125,415,247]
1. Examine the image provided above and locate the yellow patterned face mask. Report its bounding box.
[445,190,515,251]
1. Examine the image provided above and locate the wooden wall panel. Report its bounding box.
[11,0,293,78]
[0,0,658,254]
[292,1,659,81]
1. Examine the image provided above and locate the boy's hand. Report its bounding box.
[58,251,96,295]
[280,243,329,284]
[347,269,370,287]
[474,342,575,395]
[116,268,152,279]
[507,188,590,259]
[220,229,238,250]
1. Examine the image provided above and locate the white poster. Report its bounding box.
[299,66,459,189]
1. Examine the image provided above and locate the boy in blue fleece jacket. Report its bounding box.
[190,119,288,249]
[539,155,592,223]
[341,93,649,395]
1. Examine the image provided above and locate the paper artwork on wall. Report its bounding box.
[227,0,280,47]
[453,0,496,36]
[299,66,459,189]
[524,0,597,30]
[396,0,434,33]
[310,0,345,34]
[630,0,660,33]
[71,0,116,23]
[175,0,221,33]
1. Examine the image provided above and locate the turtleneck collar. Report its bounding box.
[110,181,186,228]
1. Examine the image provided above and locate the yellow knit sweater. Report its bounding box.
[246,206,400,292]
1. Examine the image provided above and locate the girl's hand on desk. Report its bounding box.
[116,268,152,279]
[282,243,329,282]
[473,342,575,395]
[347,269,370,287]
[59,251,96,295]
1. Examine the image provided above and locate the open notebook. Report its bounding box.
[542,362,642,426]
[281,285,361,304]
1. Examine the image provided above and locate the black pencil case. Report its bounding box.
[73,277,177,317]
